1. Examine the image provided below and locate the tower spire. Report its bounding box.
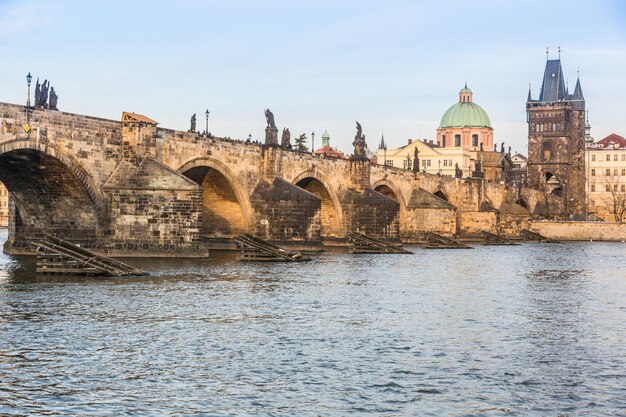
[527,83,532,102]
[546,46,549,60]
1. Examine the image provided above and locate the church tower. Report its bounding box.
[526,51,586,217]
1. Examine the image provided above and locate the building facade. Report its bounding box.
[375,138,472,177]
[526,56,586,217]
[586,133,626,222]
[511,153,528,184]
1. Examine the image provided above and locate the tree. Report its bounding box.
[295,133,309,152]
[601,176,626,222]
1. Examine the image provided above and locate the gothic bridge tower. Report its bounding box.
[527,51,586,217]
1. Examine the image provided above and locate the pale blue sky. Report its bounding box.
[1,0,625,155]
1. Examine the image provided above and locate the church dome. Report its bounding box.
[439,85,492,129]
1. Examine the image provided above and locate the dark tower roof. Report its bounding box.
[539,59,566,102]
[573,77,584,100]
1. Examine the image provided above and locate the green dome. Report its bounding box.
[459,86,472,94]
[439,101,491,128]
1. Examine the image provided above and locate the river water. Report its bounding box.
[0,231,625,416]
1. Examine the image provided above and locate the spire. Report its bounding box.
[573,76,584,100]
[378,132,386,150]
[527,83,532,102]
[539,55,566,102]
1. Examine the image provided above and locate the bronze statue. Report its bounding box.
[508,146,511,155]
[190,113,196,132]
[265,109,276,129]
[34,78,41,108]
[49,87,58,110]
[413,146,420,173]
[40,80,49,108]
[500,142,505,153]
[351,121,368,160]
[493,143,497,152]
[281,128,291,148]
[455,163,462,178]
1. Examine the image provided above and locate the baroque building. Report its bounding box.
[526,55,586,217]
[436,84,494,151]
[586,133,626,222]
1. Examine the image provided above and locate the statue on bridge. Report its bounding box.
[500,142,505,153]
[413,146,420,173]
[265,109,276,129]
[281,128,291,149]
[455,163,463,178]
[39,80,49,108]
[34,78,41,108]
[189,113,196,132]
[49,87,58,110]
[351,121,368,161]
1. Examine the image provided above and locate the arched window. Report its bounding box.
[472,134,478,147]
[455,134,461,147]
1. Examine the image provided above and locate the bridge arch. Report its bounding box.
[434,190,448,201]
[0,140,104,244]
[372,179,408,228]
[291,170,343,238]
[178,157,254,238]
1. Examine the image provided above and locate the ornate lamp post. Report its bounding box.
[311,131,315,154]
[26,72,32,121]
[205,109,209,136]
[438,159,442,175]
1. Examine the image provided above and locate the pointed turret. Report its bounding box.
[539,59,566,102]
[527,84,532,102]
[573,77,584,100]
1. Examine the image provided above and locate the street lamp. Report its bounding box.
[26,72,32,121]
[438,159,442,175]
[205,109,209,136]
[311,131,315,154]
[247,133,252,142]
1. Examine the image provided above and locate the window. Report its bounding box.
[443,159,448,167]
[591,184,596,192]
[591,169,596,176]
[606,154,611,161]
[552,123,557,131]
[615,154,619,161]
[622,155,626,161]
[622,169,625,176]
[606,169,611,176]
[422,159,426,166]
[384,160,393,167]
[591,154,596,161]
[614,185,618,192]
[622,185,626,192]
[615,169,619,176]
[542,141,553,161]
[427,159,432,167]
[442,135,446,147]
[472,134,478,147]
[606,184,611,192]
[455,134,461,147]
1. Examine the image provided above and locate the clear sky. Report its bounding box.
[1,0,625,155]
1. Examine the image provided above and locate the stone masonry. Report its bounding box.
[0,101,555,256]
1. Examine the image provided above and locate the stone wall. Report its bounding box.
[250,178,322,250]
[529,221,626,241]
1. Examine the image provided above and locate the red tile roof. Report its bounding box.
[596,133,626,148]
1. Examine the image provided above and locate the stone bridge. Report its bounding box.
[0,102,546,256]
